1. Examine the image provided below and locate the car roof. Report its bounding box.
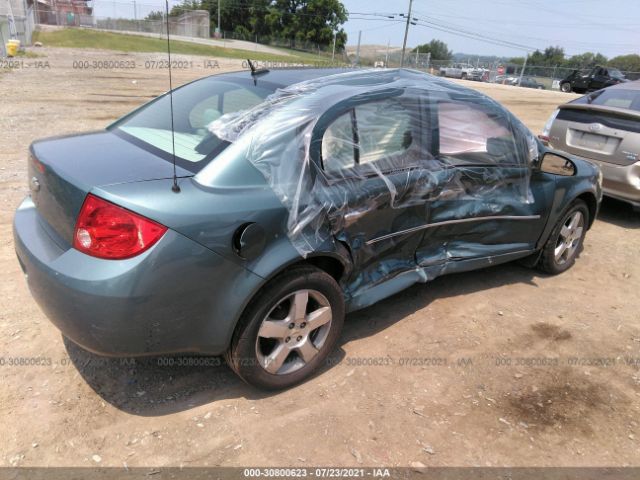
[218,67,360,88]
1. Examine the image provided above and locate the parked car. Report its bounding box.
[439,63,476,80]
[494,75,518,85]
[467,67,489,82]
[14,68,602,389]
[560,66,628,94]
[541,81,640,210]
[517,76,545,90]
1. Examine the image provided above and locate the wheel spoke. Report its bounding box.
[258,320,290,339]
[290,291,309,321]
[568,212,581,230]
[560,224,572,239]
[263,343,291,374]
[555,241,567,259]
[296,338,319,363]
[573,226,583,242]
[306,306,331,330]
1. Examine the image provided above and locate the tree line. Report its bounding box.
[146,0,348,51]
[510,46,640,73]
[411,42,640,73]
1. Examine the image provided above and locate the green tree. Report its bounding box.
[543,46,565,65]
[608,54,640,72]
[144,10,164,21]
[411,39,452,61]
[266,0,346,49]
[564,52,608,69]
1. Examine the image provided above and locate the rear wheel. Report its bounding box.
[560,82,572,93]
[538,200,589,274]
[225,265,345,390]
[461,73,468,80]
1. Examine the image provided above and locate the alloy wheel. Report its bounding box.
[554,211,584,265]
[255,289,332,375]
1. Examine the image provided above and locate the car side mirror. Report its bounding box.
[540,152,576,176]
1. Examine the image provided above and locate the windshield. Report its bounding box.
[608,68,625,79]
[109,76,277,172]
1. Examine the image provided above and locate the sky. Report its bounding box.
[92,0,640,59]
[342,0,640,58]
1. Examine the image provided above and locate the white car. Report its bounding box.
[439,63,486,80]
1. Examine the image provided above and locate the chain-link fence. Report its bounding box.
[1,0,36,55]
[349,50,640,90]
[35,9,210,39]
[30,8,346,61]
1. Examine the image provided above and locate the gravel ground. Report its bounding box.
[1,47,639,468]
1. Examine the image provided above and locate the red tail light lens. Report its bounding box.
[73,194,167,259]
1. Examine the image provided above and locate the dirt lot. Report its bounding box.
[1,47,639,468]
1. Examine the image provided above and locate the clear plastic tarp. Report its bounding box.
[201,69,538,259]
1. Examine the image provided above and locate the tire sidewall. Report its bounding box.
[229,267,345,390]
[543,201,589,274]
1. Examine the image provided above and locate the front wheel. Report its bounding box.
[538,200,589,274]
[560,82,572,93]
[225,265,345,390]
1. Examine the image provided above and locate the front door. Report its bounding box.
[414,91,550,272]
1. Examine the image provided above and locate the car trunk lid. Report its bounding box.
[550,104,640,166]
[28,131,193,245]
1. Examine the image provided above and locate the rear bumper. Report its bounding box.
[586,159,640,207]
[13,196,263,356]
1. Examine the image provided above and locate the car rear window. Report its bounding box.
[109,77,276,172]
[580,89,640,112]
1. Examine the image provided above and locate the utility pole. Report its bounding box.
[517,53,528,87]
[133,0,138,30]
[217,0,221,37]
[385,39,390,66]
[400,0,413,68]
[355,30,361,66]
[332,31,336,63]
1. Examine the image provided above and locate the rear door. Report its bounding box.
[589,68,610,91]
[312,90,433,285]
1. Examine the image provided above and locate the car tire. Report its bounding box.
[560,82,572,93]
[538,200,589,275]
[461,73,468,80]
[225,265,345,390]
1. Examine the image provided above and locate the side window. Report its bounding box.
[322,99,416,175]
[322,112,355,173]
[437,100,517,165]
[357,101,413,166]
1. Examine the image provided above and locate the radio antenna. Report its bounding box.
[165,0,180,193]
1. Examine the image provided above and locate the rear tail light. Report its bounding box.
[541,108,560,142]
[73,194,167,259]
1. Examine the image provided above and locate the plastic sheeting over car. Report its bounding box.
[199,68,540,309]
